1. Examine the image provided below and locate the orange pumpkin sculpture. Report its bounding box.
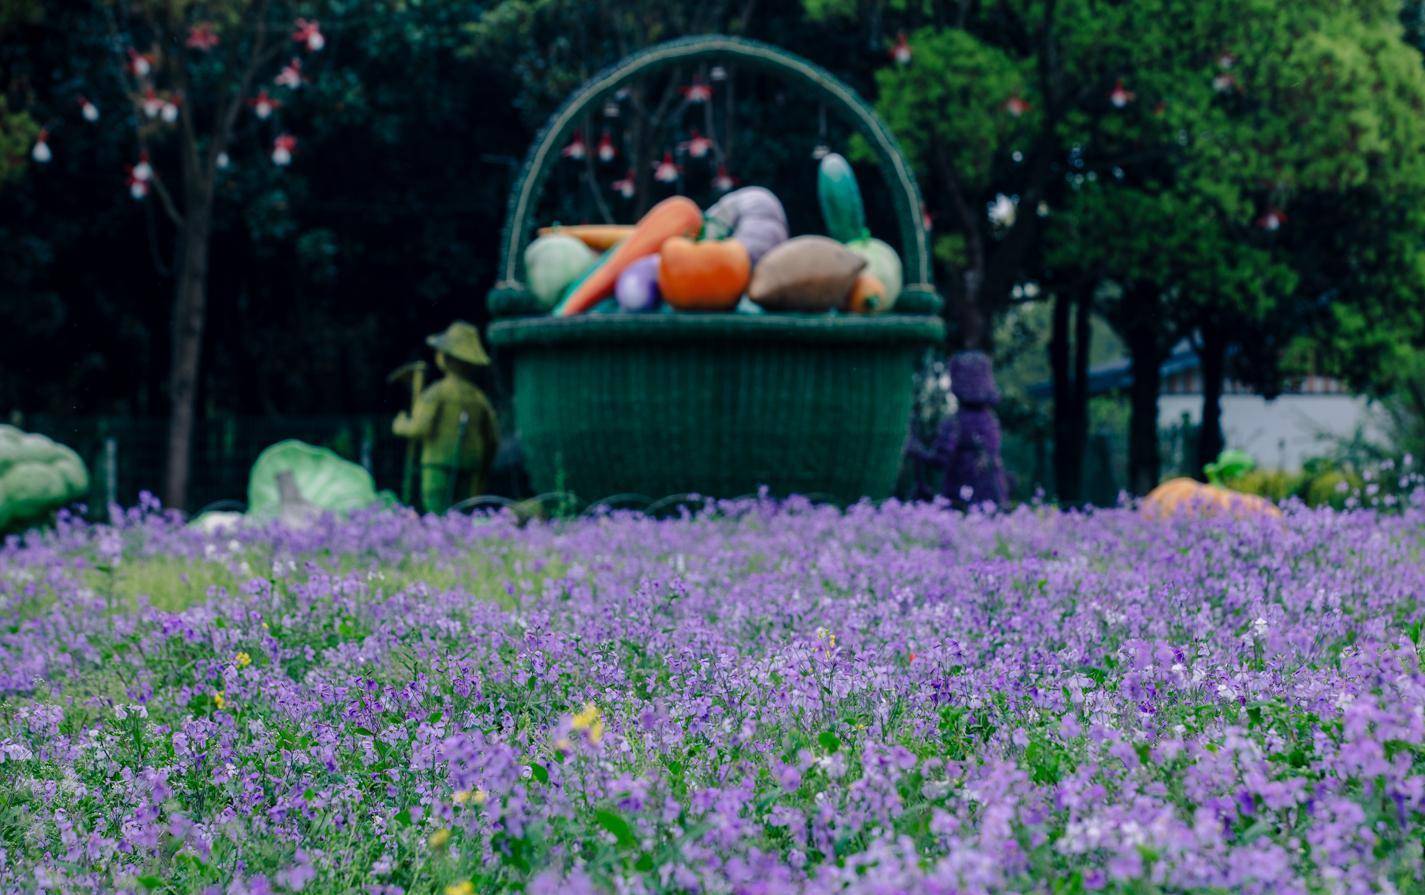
[1142,477,1282,519]
[658,237,751,311]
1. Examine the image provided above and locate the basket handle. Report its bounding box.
[488,35,940,317]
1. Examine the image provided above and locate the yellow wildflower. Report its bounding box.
[815,626,837,649]
[234,651,252,669]
[213,691,226,710]
[444,882,474,895]
[428,827,451,848]
[471,788,488,806]
[570,702,605,744]
[453,789,472,805]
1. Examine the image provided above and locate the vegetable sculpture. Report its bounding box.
[555,196,703,316]
[524,233,597,311]
[536,224,634,251]
[1142,477,1281,519]
[615,255,662,312]
[817,153,866,242]
[748,236,865,311]
[0,425,88,532]
[704,187,788,266]
[845,273,889,314]
[658,237,751,311]
[846,237,903,309]
[247,440,382,521]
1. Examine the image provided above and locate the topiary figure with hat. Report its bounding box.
[907,351,1009,507]
[392,321,500,513]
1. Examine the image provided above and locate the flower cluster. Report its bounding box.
[2,494,1424,892]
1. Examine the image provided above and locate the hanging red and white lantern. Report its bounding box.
[1212,72,1238,93]
[682,78,712,103]
[127,49,154,78]
[682,129,712,159]
[1255,207,1286,231]
[272,134,296,166]
[141,88,164,119]
[710,65,728,82]
[1217,52,1236,70]
[561,130,587,160]
[1005,95,1031,117]
[186,23,219,51]
[611,169,636,199]
[275,58,304,89]
[596,131,616,163]
[31,130,51,164]
[216,151,231,171]
[653,151,680,184]
[712,164,736,193]
[891,33,912,66]
[132,151,153,182]
[161,98,181,124]
[127,168,149,200]
[78,96,99,122]
[292,19,325,52]
[1108,78,1135,108]
[248,90,279,120]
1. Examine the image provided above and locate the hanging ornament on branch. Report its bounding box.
[562,130,587,160]
[682,78,712,104]
[275,58,304,90]
[1109,78,1135,108]
[127,49,154,78]
[140,87,164,119]
[1005,94,1031,117]
[77,96,99,122]
[682,129,712,160]
[161,97,181,124]
[891,33,912,66]
[611,169,636,199]
[31,129,51,163]
[653,151,680,184]
[126,167,148,199]
[1255,207,1286,231]
[133,151,152,182]
[292,19,325,52]
[186,23,219,52]
[272,133,296,166]
[712,164,737,193]
[597,130,616,163]
[247,90,280,120]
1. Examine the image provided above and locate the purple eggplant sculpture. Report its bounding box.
[615,254,662,312]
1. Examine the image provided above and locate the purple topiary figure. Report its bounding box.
[908,351,1010,506]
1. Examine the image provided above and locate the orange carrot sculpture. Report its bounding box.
[554,196,703,317]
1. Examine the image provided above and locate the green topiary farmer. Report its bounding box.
[392,322,500,513]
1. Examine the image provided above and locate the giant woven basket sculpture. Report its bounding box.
[487,35,944,504]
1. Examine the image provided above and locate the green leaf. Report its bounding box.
[818,730,841,753]
[594,808,638,849]
[136,876,164,891]
[529,763,548,783]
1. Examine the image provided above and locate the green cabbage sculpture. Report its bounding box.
[0,425,89,532]
[246,440,381,521]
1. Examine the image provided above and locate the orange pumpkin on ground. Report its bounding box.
[1142,477,1282,519]
[658,237,751,311]
[845,272,889,314]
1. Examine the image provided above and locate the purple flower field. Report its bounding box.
[2,497,1424,894]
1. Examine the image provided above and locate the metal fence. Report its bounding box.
[18,413,1186,515]
[22,415,404,515]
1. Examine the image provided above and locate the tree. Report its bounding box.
[830,0,1425,494]
[24,0,338,509]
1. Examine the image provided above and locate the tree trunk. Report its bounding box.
[1071,283,1092,478]
[1124,290,1164,496]
[163,195,212,511]
[1050,288,1076,502]
[1195,320,1227,479]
